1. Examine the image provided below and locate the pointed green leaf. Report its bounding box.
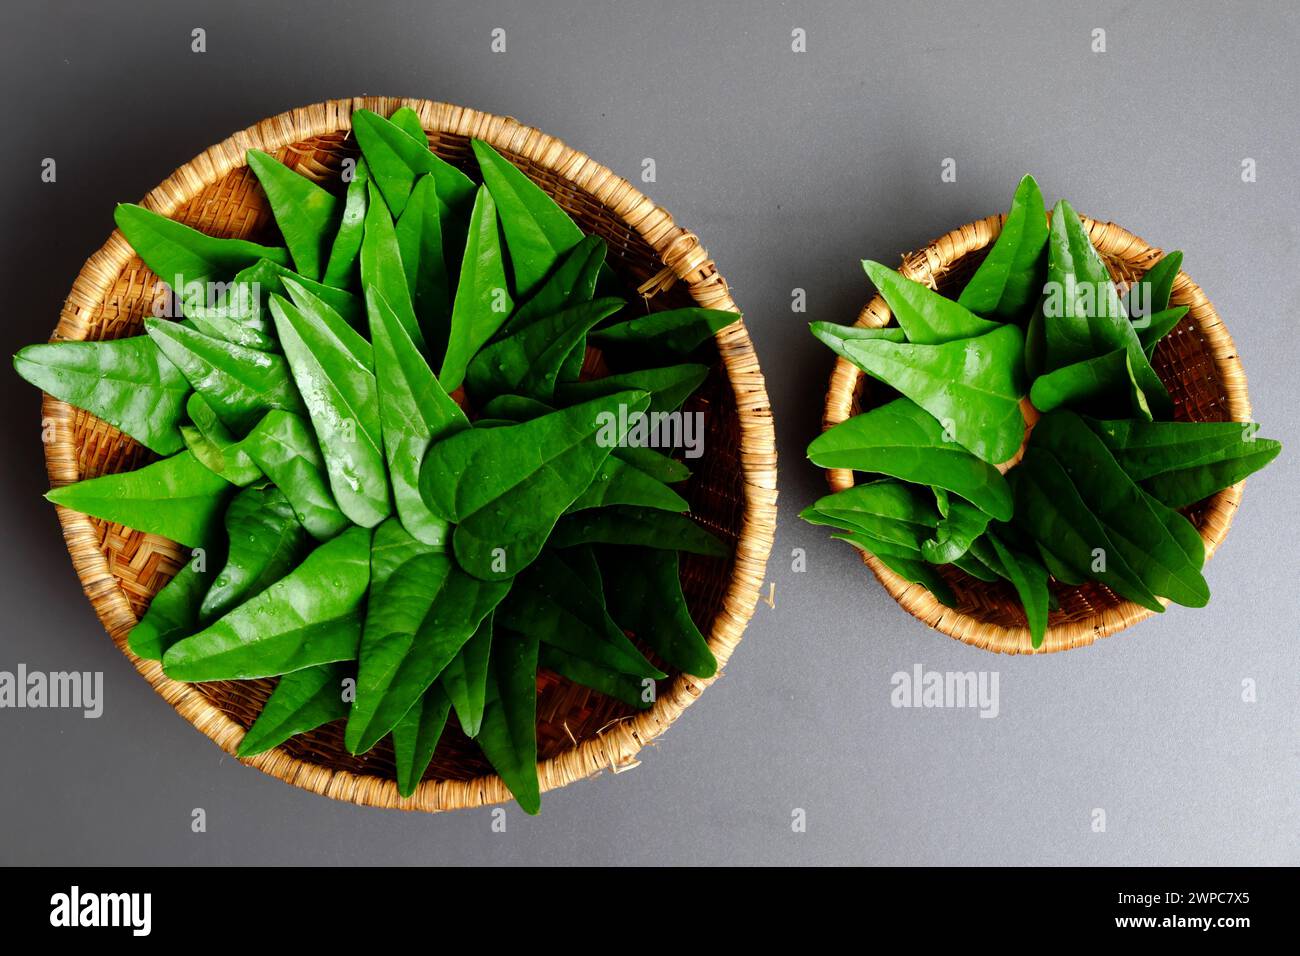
[239,410,350,540]
[987,533,1050,647]
[862,260,1001,344]
[440,185,514,390]
[823,323,1027,464]
[246,149,341,281]
[1042,199,1171,417]
[957,174,1049,320]
[162,525,369,681]
[322,157,370,288]
[345,520,508,754]
[361,180,423,353]
[420,391,650,580]
[270,295,389,528]
[498,550,664,680]
[391,683,453,797]
[369,286,468,546]
[467,297,623,404]
[807,398,1013,521]
[46,450,232,548]
[395,174,452,355]
[601,545,716,678]
[472,138,584,299]
[237,662,351,757]
[144,318,304,433]
[556,363,708,414]
[550,506,728,556]
[128,545,218,660]
[199,484,308,622]
[351,108,476,219]
[477,630,541,814]
[14,336,190,455]
[439,614,493,738]
[114,203,289,287]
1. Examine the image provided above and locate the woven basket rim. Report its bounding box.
[42,96,778,811]
[821,211,1250,655]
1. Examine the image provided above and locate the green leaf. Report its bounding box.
[236,662,351,757]
[472,138,584,300]
[921,497,991,564]
[351,108,477,220]
[1033,411,1209,607]
[420,390,650,581]
[322,157,370,289]
[281,277,372,369]
[466,297,623,404]
[128,545,218,660]
[809,323,907,360]
[1029,348,1151,419]
[235,258,365,332]
[361,180,424,353]
[185,308,276,352]
[550,506,728,556]
[538,644,650,709]
[1087,417,1282,508]
[477,630,541,815]
[987,533,1050,647]
[601,545,716,678]
[144,319,304,434]
[498,550,664,680]
[239,410,350,540]
[1136,306,1188,358]
[439,613,493,737]
[440,186,514,390]
[590,306,740,358]
[113,203,289,288]
[1123,250,1182,321]
[862,260,1001,344]
[162,525,369,681]
[475,393,690,481]
[391,683,453,798]
[199,484,308,622]
[499,235,606,337]
[345,521,509,755]
[14,336,190,455]
[46,450,232,548]
[395,174,452,355]
[566,455,689,513]
[1042,199,1172,418]
[831,532,957,607]
[1009,444,1163,611]
[246,149,341,281]
[556,363,709,414]
[807,398,1014,521]
[369,286,468,547]
[822,323,1027,464]
[270,295,390,528]
[956,174,1049,320]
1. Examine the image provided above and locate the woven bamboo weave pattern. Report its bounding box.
[42,97,777,811]
[822,214,1250,655]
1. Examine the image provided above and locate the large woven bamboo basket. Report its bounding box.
[42,97,777,811]
[822,213,1250,655]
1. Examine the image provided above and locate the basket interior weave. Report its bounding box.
[827,213,1249,653]
[51,107,758,794]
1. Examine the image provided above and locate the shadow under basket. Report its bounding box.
[42,98,777,811]
[821,213,1252,655]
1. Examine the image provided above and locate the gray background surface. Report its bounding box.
[1,0,1296,866]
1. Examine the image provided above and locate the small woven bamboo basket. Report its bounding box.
[822,213,1250,654]
[42,98,777,810]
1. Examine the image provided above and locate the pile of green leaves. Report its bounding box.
[804,175,1280,647]
[17,106,739,813]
